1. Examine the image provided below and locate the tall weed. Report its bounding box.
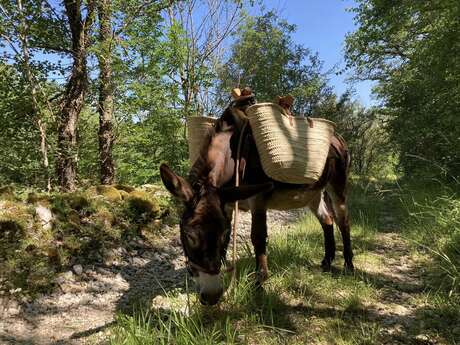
[402,181,460,294]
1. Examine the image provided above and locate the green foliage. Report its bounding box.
[114,114,188,185]
[1,1,190,189]
[218,11,333,115]
[345,0,460,179]
[321,93,396,178]
[111,306,238,345]
[107,4,189,184]
[0,64,46,186]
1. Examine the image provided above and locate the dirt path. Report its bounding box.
[354,204,435,345]
[0,209,429,345]
[364,232,428,344]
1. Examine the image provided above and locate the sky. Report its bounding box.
[258,0,376,106]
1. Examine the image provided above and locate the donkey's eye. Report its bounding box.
[220,230,230,242]
[186,233,200,249]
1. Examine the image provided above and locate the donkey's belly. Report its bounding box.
[266,188,320,210]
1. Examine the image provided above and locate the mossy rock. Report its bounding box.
[114,184,136,193]
[50,193,93,221]
[140,184,159,193]
[0,185,15,201]
[0,201,32,256]
[95,185,122,202]
[119,190,129,200]
[27,192,51,204]
[93,207,115,229]
[126,190,160,221]
[65,193,91,211]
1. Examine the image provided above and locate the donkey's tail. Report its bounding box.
[331,133,351,176]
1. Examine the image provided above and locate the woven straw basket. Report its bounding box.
[187,116,216,163]
[246,103,336,184]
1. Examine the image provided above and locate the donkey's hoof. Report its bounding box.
[321,259,332,272]
[256,269,268,286]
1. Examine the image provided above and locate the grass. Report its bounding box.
[3,178,459,343]
[397,180,460,294]
[108,181,407,345]
[108,178,460,344]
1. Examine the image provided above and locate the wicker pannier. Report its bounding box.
[187,116,216,164]
[246,103,335,184]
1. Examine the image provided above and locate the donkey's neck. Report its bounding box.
[207,130,235,187]
[188,127,235,190]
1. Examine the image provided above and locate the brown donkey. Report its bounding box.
[160,104,353,305]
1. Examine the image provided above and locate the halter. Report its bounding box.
[186,259,234,276]
[185,110,249,281]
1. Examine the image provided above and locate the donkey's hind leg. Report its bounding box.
[325,186,354,271]
[308,192,336,271]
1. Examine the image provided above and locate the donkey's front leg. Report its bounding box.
[250,208,269,285]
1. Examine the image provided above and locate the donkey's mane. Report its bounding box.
[187,107,236,193]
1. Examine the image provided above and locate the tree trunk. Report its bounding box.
[57,0,95,191]
[17,0,51,192]
[97,0,115,184]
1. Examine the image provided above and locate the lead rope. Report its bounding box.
[228,120,249,292]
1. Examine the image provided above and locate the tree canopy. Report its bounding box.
[218,11,333,116]
[345,0,460,179]
[2,0,457,189]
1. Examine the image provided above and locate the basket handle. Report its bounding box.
[273,103,294,123]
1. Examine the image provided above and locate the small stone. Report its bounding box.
[35,204,53,230]
[129,240,138,247]
[103,258,114,266]
[55,271,73,284]
[8,307,20,316]
[414,334,430,343]
[73,264,83,275]
[96,267,110,275]
[130,257,145,266]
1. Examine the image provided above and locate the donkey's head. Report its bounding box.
[159,108,271,305]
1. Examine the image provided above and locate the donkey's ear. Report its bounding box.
[160,164,193,203]
[219,182,274,203]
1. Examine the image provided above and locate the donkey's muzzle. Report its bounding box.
[199,289,223,305]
